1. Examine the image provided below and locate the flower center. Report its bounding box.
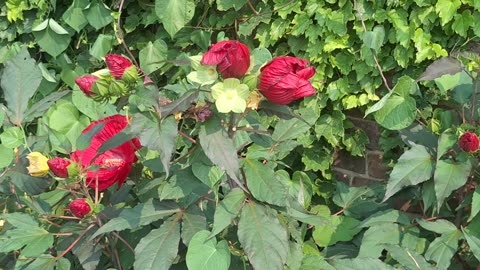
[102,158,125,168]
[225,89,237,100]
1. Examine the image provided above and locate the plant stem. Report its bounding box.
[470,76,478,124]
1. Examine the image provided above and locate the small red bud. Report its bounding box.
[75,75,99,96]
[47,157,71,178]
[69,199,92,218]
[458,132,479,153]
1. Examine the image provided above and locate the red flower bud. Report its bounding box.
[105,54,133,79]
[69,198,92,218]
[258,56,316,105]
[47,157,71,178]
[201,40,250,79]
[459,132,479,152]
[75,75,99,96]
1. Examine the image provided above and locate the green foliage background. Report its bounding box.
[2,0,480,269]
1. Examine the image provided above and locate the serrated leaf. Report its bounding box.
[435,0,461,25]
[417,219,457,234]
[243,159,287,207]
[238,202,289,270]
[186,230,231,270]
[434,160,471,209]
[358,223,401,258]
[462,227,480,262]
[1,47,42,125]
[364,91,393,117]
[359,209,411,228]
[272,117,311,142]
[140,39,168,75]
[85,0,113,30]
[259,101,296,120]
[160,90,199,117]
[313,215,361,247]
[363,25,385,52]
[134,217,180,270]
[216,0,247,11]
[383,244,434,270]
[374,94,416,130]
[417,57,463,81]
[181,205,207,245]
[155,0,195,38]
[425,230,462,270]
[210,188,246,238]
[383,144,434,201]
[91,200,180,239]
[0,213,53,257]
[4,170,50,195]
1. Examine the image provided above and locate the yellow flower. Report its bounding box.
[26,152,49,177]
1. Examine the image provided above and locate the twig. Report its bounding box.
[178,130,196,144]
[246,0,259,15]
[353,0,392,92]
[55,224,95,260]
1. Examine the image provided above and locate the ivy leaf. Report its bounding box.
[62,0,89,32]
[186,230,231,270]
[32,19,71,57]
[363,25,385,52]
[383,144,434,201]
[452,10,473,37]
[0,213,53,257]
[134,217,180,270]
[417,57,462,81]
[434,160,471,209]
[238,201,289,270]
[90,199,180,239]
[1,47,42,125]
[314,111,345,146]
[155,0,195,38]
[216,0,247,11]
[210,188,246,238]
[435,0,461,26]
[243,159,287,207]
[140,39,168,75]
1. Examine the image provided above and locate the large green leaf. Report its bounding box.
[139,39,168,75]
[155,0,195,38]
[435,0,461,25]
[62,0,89,32]
[332,181,381,218]
[210,188,246,237]
[4,170,50,195]
[358,223,401,258]
[24,90,70,122]
[89,34,114,59]
[383,244,434,270]
[85,0,113,30]
[359,209,411,228]
[424,230,462,270]
[181,205,207,245]
[434,160,471,209]
[272,117,312,142]
[436,130,457,160]
[0,145,14,169]
[91,199,180,239]
[134,217,180,270]
[417,219,457,234]
[238,202,289,270]
[462,227,480,262]
[0,126,25,148]
[313,215,361,247]
[374,94,416,130]
[216,0,247,11]
[186,230,231,270]
[383,144,434,201]
[1,47,42,125]
[32,19,71,57]
[363,25,385,52]
[330,258,396,270]
[243,159,287,207]
[469,185,480,222]
[417,57,463,81]
[0,213,53,257]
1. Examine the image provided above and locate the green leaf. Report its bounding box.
[139,39,168,75]
[216,0,247,11]
[158,168,210,206]
[469,185,480,222]
[364,91,394,117]
[0,213,53,257]
[89,34,114,59]
[359,209,411,228]
[90,199,180,239]
[313,215,361,247]
[85,0,113,30]
[462,227,480,262]
[4,170,50,195]
[259,101,296,120]
[434,160,471,209]
[155,0,195,38]
[1,47,42,125]
[186,230,231,270]
[417,57,463,81]
[199,117,243,189]
[62,0,89,32]
[134,217,180,270]
[424,230,462,269]
[374,94,416,130]
[437,130,457,160]
[23,254,67,270]
[332,181,379,217]
[0,126,25,148]
[76,122,104,151]
[210,188,246,238]
[358,223,401,258]
[160,90,199,117]
[181,205,207,245]
[314,111,345,146]
[301,255,335,270]
[238,202,289,270]
[0,145,14,169]
[383,244,434,270]
[24,91,70,122]
[417,219,457,234]
[272,116,311,142]
[330,258,396,270]
[32,19,71,57]
[72,228,101,270]
[363,25,385,52]
[243,159,287,207]
[383,144,434,201]
[452,10,473,37]
[435,0,461,25]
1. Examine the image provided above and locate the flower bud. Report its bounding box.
[459,132,479,152]
[122,65,140,84]
[26,152,49,177]
[105,54,133,79]
[69,198,92,218]
[195,104,213,123]
[75,75,99,96]
[47,157,71,178]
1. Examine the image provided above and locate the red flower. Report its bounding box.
[69,198,92,218]
[257,56,316,105]
[75,75,99,96]
[201,40,250,79]
[47,157,71,178]
[105,54,133,79]
[71,115,141,191]
[459,132,479,153]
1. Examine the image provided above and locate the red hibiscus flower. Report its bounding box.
[75,75,99,96]
[459,132,479,153]
[69,198,92,218]
[47,157,71,178]
[71,114,141,191]
[105,54,133,79]
[201,40,250,79]
[257,56,316,105]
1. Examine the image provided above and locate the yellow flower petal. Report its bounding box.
[26,152,49,177]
